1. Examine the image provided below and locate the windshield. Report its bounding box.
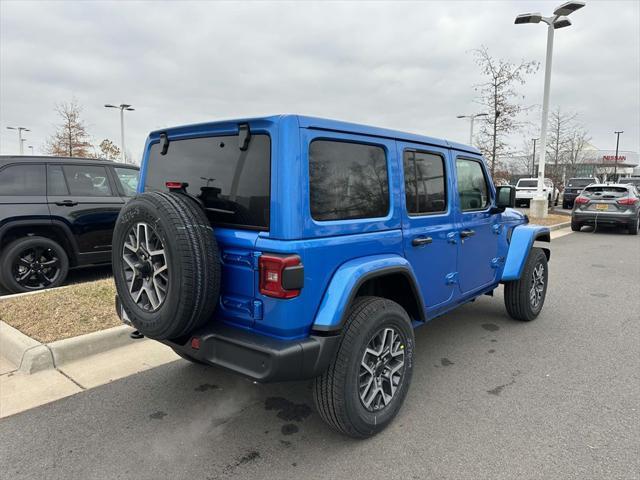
[114,167,139,196]
[144,134,271,230]
[517,180,537,188]
[583,186,628,198]
[567,178,594,188]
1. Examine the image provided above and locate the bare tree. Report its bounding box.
[564,127,591,178]
[546,107,578,185]
[98,138,121,160]
[472,46,539,177]
[46,99,93,157]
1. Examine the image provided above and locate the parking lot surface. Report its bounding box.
[1,229,638,480]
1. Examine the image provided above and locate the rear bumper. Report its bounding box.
[572,210,637,226]
[116,295,340,383]
[162,324,341,383]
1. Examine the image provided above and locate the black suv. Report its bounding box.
[0,156,139,293]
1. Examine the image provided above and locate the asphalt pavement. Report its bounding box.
[1,229,638,480]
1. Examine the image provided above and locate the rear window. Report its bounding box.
[309,140,389,221]
[144,134,271,230]
[567,178,594,188]
[583,186,628,197]
[517,180,538,188]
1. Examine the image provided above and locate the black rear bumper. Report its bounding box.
[162,324,340,382]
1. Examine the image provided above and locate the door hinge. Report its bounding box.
[445,272,459,285]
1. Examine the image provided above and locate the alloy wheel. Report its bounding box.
[122,222,168,311]
[12,246,61,290]
[359,327,406,412]
[529,262,545,309]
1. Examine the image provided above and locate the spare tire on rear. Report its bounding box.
[112,191,220,340]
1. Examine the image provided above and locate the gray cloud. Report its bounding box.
[1,0,638,162]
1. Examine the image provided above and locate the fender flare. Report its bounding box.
[501,224,550,281]
[311,254,425,333]
[0,219,80,263]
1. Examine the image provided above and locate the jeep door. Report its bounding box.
[453,154,500,294]
[398,143,458,313]
[47,163,124,264]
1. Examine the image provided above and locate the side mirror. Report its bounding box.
[495,185,516,211]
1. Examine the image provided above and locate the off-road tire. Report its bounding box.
[504,248,548,322]
[0,236,69,293]
[313,296,415,438]
[571,220,581,232]
[112,191,220,340]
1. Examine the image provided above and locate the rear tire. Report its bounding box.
[504,248,548,322]
[313,296,414,438]
[112,192,220,340]
[571,220,581,232]
[0,236,69,293]
[629,216,639,235]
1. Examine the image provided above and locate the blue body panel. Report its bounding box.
[137,114,537,340]
[501,224,551,281]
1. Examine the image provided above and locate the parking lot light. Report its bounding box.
[456,113,488,145]
[105,104,135,163]
[6,126,30,155]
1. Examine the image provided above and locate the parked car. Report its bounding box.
[618,177,640,192]
[515,177,559,207]
[562,177,599,209]
[0,156,139,293]
[113,115,551,438]
[571,183,639,234]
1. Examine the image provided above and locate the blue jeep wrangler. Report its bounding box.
[113,115,550,438]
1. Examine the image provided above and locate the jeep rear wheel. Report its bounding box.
[112,192,220,340]
[313,296,414,438]
[504,248,548,322]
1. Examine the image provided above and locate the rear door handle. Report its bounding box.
[55,200,78,206]
[460,229,475,238]
[412,236,433,247]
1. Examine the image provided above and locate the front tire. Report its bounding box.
[504,248,548,322]
[313,296,414,438]
[0,236,69,293]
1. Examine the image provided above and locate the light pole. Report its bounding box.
[613,130,623,180]
[6,126,30,155]
[104,103,135,163]
[28,145,35,155]
[456,113,488,145]
[515,1,585,218]
[531,138,539,176]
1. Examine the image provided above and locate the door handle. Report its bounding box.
[55,200,78,206]
[460,229,475,239]
[412,236,433,247]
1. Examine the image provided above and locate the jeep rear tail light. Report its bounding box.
[259,254,303,299]
[617,197,638,205]
[574,196,589,205]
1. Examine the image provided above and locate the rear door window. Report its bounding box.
[0,164,46,196]
[309,140,389,221]
[144,134,271,230]
[456,158,490,211]
[403,150,446,215]
[63,165,113,196]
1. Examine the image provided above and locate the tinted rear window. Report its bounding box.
[309,140,389,221]
[583,186,628,197]
[517,180,538,188]
[144,134,271,230]
[0,164,46,196]
[567,178,595,188]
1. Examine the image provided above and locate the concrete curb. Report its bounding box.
[0,285,73,301]
[0,321,137,374]
[548,221,571,231]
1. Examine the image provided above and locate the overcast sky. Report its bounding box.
[1,0,638,163]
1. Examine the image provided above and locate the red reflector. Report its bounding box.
[574,196,589,204]
[166,181,184,190]
[259,254,301,299]
[191,337,201,350]
[617,197,638,205]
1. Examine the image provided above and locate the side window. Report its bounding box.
[403,151,447,215]
[63,165,113,196]
[456,158,490,211]
[0,164,46,196]
[309,140,389,221]
[114,168,139,196]
[47,165,69,195]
